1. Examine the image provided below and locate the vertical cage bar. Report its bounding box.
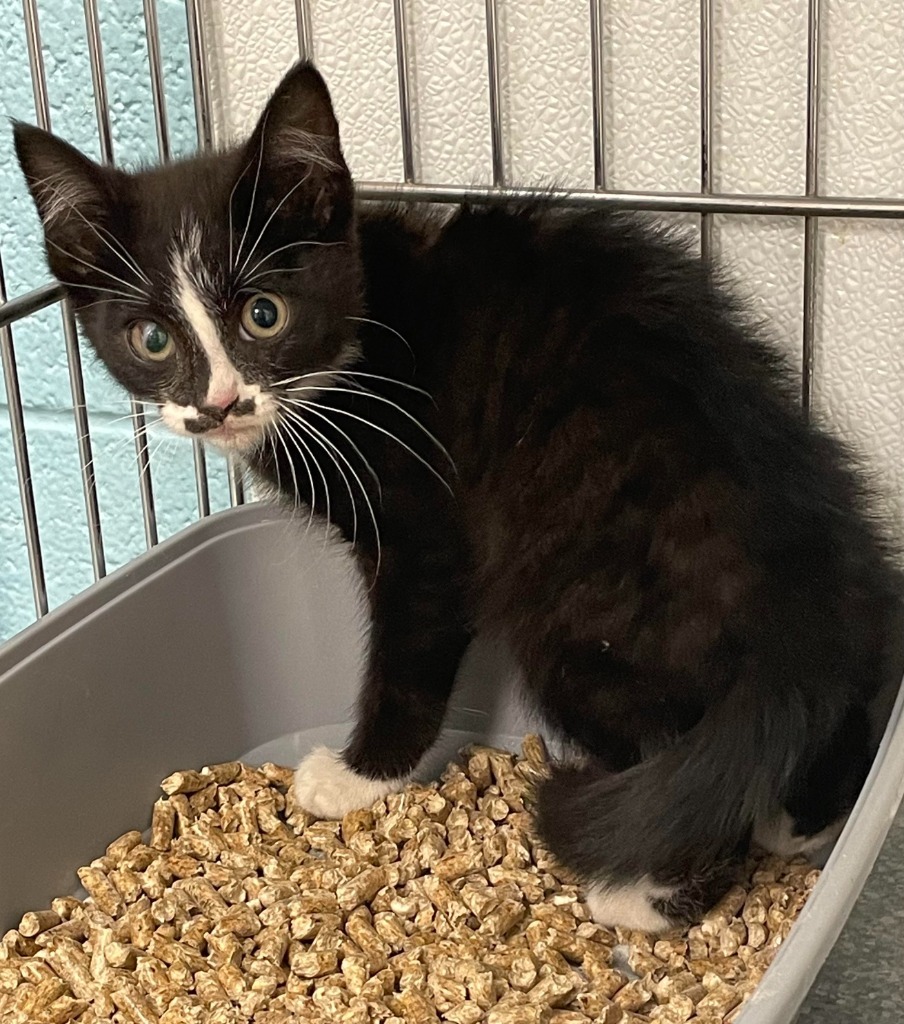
[185,0,245,505]
[0,255,48,617]
[294,0,314,63]
[699,0,714,260]
[484,0,505,187]
[61,303,107,579]
[144,0,210,518]
[84,0,159,547]
[142,0,171,163]
[23,0,107,579]
[392,0,416,183]
[802,0,821,413]
[589,0,606,190]
[184,0,214,150]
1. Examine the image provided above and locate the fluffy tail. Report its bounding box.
[536,672,812,928]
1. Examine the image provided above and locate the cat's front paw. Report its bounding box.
[584,879,674,933]
[293,746,408,819]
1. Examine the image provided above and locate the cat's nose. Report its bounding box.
[208,390,239,412]
[198,397,238,423]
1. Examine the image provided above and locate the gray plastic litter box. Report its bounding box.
[1,502,903,1023]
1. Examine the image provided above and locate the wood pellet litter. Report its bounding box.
[0,737,820,1024]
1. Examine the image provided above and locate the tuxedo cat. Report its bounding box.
[15,61,901,930]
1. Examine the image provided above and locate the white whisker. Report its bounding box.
[291,399,383,501]
[280,404,384,582]
[280,411,329,536]
[281,395,455,496]
[234,109,270,276]
[346,315,415,363]
[334,370,436,404]
[282,405,358,547]
[282,385,456,469]
[31,174,152,287]
[228,151,258,277]
[240,238,345,286]
[48,240,148,300]
[236,170,313,281]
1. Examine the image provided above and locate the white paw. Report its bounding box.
[584,878,674,933]
[754,809,844,858]
[293,746,408,819]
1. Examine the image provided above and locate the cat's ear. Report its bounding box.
[241,62,352,230]
[13,122,115,276]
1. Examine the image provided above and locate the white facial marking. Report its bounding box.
[293,746,410,819]
[173,256,242,407]
[584,878,674,933]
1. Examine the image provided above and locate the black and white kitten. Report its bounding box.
[15,62,903,931]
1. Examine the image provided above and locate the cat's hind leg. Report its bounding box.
[533,661,808,931]
[754,701,872,858]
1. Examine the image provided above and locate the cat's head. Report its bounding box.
[13,62,360,453]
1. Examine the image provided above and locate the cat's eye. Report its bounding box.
[240,292,289,340]
[129,321,174,362]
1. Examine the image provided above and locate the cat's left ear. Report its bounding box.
[242,61,352,230]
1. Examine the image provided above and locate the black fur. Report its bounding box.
[14,61,903,929]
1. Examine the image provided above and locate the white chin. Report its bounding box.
[203,430,264,453]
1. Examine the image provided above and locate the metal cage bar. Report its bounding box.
[699,0,714,260]
[83,0,159,549]
[294,0,314,63]
[484,0,505,187]
[589,0,606,190]
[0,254,48,618]
[355,181,904,217]
[802,0,822,413]
[392,0,416,184]
[22,0,107,580]
[144,0,211,519]
[184,0,245,506]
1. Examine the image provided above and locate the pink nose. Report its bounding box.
[208,390,239,411]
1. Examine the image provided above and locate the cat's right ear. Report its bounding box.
[13,122,113,273]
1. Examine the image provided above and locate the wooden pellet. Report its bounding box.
[3,741,818,1023]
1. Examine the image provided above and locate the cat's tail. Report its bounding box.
[535,670,817,932]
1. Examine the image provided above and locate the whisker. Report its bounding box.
[282,385,456,469]
[57,280,145,301]
[346,315,415,363]
[290,399,383,501]
[240,238,345,286]
[236,169,313,281]
[76,295,144,312]
[279,413,331,536]
[263,423,283,506]
[333,370,436,404]
[228,151,258,277]
[91,221,153,287]
[241,266,310,287]
[31,174,152,287]
[234,108,270,275]
[281,406,384,583]
[48,241,148,300]
[269,423,302,527]
[276,417,318,535]
[281,405,359,549]
[281,395,455,496]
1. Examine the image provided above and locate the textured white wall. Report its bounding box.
[203,0,904,519]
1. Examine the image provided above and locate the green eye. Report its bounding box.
[130,321,174,362]
[241,292,289,339]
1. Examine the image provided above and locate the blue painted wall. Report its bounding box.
[0,0,232,641]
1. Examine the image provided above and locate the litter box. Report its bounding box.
[1,502,903,1023]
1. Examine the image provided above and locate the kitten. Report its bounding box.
[15,62,903,931]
